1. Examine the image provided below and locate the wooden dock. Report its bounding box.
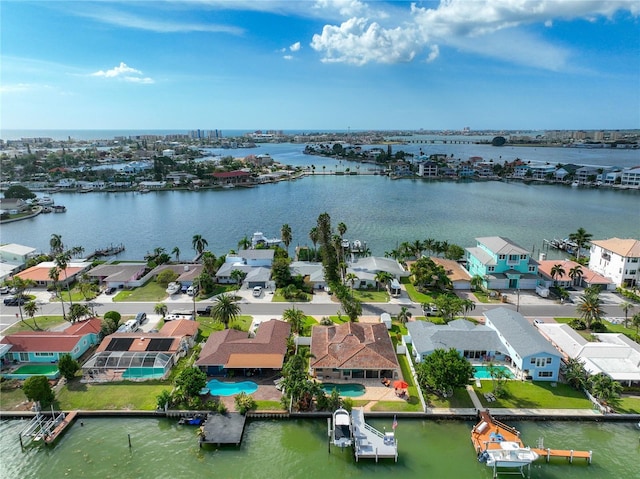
[198,413,246,447]
[471,411,592,467]
[44,410,78,445]
[351,408,398,462]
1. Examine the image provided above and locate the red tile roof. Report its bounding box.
[1,319,102,353]
[212,170,251,179]
[196,319,290,368]
[310,322,399,371]
[160,319,198,337]
[16,265,85,282]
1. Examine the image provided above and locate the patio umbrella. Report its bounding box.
[393,380,409,389]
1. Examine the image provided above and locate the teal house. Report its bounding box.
[465,237,538,290]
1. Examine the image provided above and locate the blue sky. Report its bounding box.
[1,1,639,131]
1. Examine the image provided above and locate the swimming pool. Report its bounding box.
[473,365,514,380]
[321,383,366,397]
[5,364,60,380]
[206,379,258,396]
[122,367,166,379]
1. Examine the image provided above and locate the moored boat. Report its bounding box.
[332,407,352,448]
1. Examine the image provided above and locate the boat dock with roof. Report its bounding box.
[19,409,78,447]
[199,413,246,447]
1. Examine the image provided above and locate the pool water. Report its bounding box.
[321,383,366,397]
[473,365,514,380]
[206,379,258,396]
[11,364,59,375]
[122,367,166,379]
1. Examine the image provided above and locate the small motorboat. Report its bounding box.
[479,441,539,468]
[332,407,352,448]
[178,414,205,426]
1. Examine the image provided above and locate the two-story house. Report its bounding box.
[465,237,538,290]
[589,238,640,288]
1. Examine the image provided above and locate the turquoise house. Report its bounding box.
[465,236,538,290]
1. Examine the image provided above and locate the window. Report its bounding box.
[520,255,527,260]
[538,371,553,378]
[546,357,552,364]
[35,352,54,357]
[509,255,519,261]
[498,254,506,260]
[529,266,536,272]
[487,266,495,272]
[530,358,536,365]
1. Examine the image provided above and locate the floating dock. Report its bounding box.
[199,413,246,447]
[351,408,398,462]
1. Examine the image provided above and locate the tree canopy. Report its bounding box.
[23,375,55,407]
[58,353,80,382]
[4,185,36,200]
[416,348,473,396]
[175,367,207,400]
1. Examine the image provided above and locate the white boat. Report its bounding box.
[479,441,539,468]
[37,195,54,206]
[571,180,579,187]
[332,408,352,448]
[166,282,181,295]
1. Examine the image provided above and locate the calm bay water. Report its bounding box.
[2,175,638,260]
[1,417,638,478]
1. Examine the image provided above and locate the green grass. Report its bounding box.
[611,395,640,414]
[0,381,29,410]
[254,400,285,411]
[402,282,434,303]
[473,291,502,304]
[272,289,311,302]
[555,317,639,342]
[300,315,318,336]
[474,381,593,409]
[370,400,422,412]
[425,387,475,408]
[3,315,67,334]
[326,314,350,324]
[197,315,252,339]
[56,380,172,410]
[113,281,167,302]
[352,289,389,302]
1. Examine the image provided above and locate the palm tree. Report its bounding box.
[568,227,592,260]
[337,222,347,239]
[345,272,358,295]
[49,233,64,256]
[281,224,292,254]
[22,300,41,330]
[470,275,484,292]
[171,246,181,263]
[411,239,424,259]
[397,306,412,325]
[550,263,566,286]
[48,266,66,321]
[374,271,393,291]
[589,373,622,404]
[620,302,634,328]
[461,298,476,318]
[237,235,251,251]
[283,306,306,335]
[230,269,247,290]
[562,357,589,390]
[154,303,168,318]
[211,293,240,329]
[576,288,605,330]
[54,251,75,311]
[631,312,640,337]
[568,265,583,287]
[423,238,436,258]
[309,227,319,261]
[192,234,208,255]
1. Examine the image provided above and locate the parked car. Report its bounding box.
[166,282,181,295]
[0,286,10,294]
[4,296,26,306]
[252,286,263,297]
[422,303,438,316]
[197,305,213,316]
[187,285,198,296]
[135,312,147,325]
[105,286,116,295]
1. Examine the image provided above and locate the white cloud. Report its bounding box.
[0,83,38,93]
[283,55,294,61]
[91,62,155,84]
[290,42,301,52]
[310,0,639,69]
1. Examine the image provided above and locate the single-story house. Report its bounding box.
[406,319,506,363]
[537,259,614,290]
[431,257,472,290]
[345,256,410,289]
[0,243,37,265]
[289,262,326,290]
[82,319,198,382]
[14,261,92,288]
[211,170,252,186]
[483,308,562,381]
[309,322,400,381]
[1,319,102,374]
[536,323,640,387]
[86,263,148,289]
[216,249,275,286]
[196,319,291,376]
[154,264,204,287]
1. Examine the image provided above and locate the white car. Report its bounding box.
[252,286,263,297]
[166,282,181,295]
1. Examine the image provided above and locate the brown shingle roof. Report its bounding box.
[196,319,290,368]
[310,322,399,370]
[160,319,198,337]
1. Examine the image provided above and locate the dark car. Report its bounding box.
[135,312,147,325]
[105,287,116,295]
[4,296,26,306]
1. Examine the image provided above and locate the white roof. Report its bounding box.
[537,323,640,381]
[0,243,36,256]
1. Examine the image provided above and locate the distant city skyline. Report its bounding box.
[1,1,639,131]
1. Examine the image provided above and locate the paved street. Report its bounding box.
[0,286,631,334]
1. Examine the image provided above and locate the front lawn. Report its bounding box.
[197,315,252,339]
[402,281,434,304]
[352,289,389,302]
[474,381,592,409]
[300,315,318,336]
[272,289,311,302]
[56,380,171,410]
[113,281,167,302]
[3,315,66,334]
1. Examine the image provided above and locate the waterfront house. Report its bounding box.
[344,256,410,289]
[535,323,640,387]
[0,243,37,267]
[15,261,92,288]
[195,319,291,376]
[430,257,472,290]
[537,259,614,290]
[212,170,252,187]
[86,263,148,290]
[418,161,438,178]
[216,249,274,286]
[406,319,506,364]
[1,318,102,367]
[0,198,29,214]
[588,238,640,288]
[153,264,204,288]
[289,261,326,291]
[309,322,400,381]
[465,237,538,290]
[81,319,198,382]
[483,308,562,381]
[620,166,640,186]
